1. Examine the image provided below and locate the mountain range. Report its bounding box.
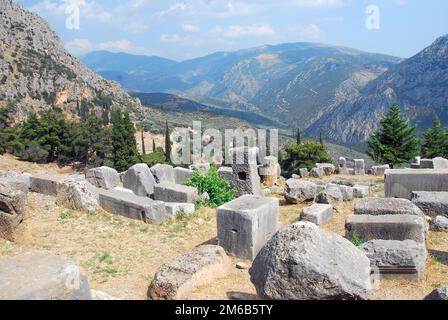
[0,0,142,122]
[84,35,448,144]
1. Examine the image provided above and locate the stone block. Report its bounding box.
[360,240,427,280]
[99,189,166,224]
[353,185,370,198]
[148,245,232,300]
[165,203,195,218]
[354,159,365,175]
[85,166,119,190]
[316,163,336,176]
[300,204,333,225]
[372,165,390,176]
[189,163,211,175]
[174,167,194,185]
[355,198,424,217]
[284,179,317,204]
[217,195,279,260]
[153,183,198,203]
[123,164,156,198]
[150,164,175,184]
[338,157,348,175]
[345,214,427,243]
[385,169,448,200]
[30,174,75,196]
[0,252,91,300]
[411,191,448,218]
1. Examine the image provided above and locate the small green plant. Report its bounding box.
[185,167,236,208]
[58,211,73,221]
[176,210,189,221]
[351,231,365,247]
[316,186,325,194]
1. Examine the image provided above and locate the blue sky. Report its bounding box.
[18,0,448,61]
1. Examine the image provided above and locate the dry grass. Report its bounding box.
[0,157,447,300]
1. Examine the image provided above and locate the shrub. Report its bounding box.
[185,167,236,208]
[21,141,48,163]
[141,147,168,167]
[351,231,365,247]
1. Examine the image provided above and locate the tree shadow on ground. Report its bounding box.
[429,249,448,266]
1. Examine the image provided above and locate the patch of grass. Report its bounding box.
[351,231,365,247]
[98,252,113,264]
[316,186,325,194]
[58,210,74,221]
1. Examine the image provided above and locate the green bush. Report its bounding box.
[185,167,236,208]
[351,231,365,247]
[141,147,169,167]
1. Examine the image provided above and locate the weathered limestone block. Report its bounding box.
[259,156,279,187]
[153,183,198,203]
[0,252,92,300]
[411,191,448,218]
[99,189,166,224]
[30,174,76,196]
[189,163,211,175]
[250,222,371,300]
[316,184,343,208]
[0,171,31,194]
[327,183,353,201]
[217,195,279,260]
[150,164,175,184]
[0,182,27,242]
[355,198,424,217]
[299,168,309,178]
[300,204,333,225]
[284,179,317,204]
[433,157,448,169]
[385,169,448,200]
[420,159,434,169]
[228,147,261,196]
[316,163,336,176]
[354,159,365,175]
[148,245,232,300]
[371,165,390,176]
[310,167,324,178]
[353,185,370,198]
[345,214,427,243]
[431,216,448,231]
[360,240,427,280]
[56,179,99,212]
[85,166,119,190]
[123,164,156,198]
[338,157,349,175]
[174,167,194,185]
[164,203,195,218]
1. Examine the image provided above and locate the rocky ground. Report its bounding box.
[0,154,447,300]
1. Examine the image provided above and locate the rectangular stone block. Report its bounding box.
[300,204,333,225]
[99,189,166,224]
[30,174,77,196]
[174,167,194,185]
[345,214,427,243]
[411,191,448,218]
[153,183,198,203]
[217,195,279,260]
[164,203,195,218]
[355,198,424,216]
[360,240,427,281]
[353,185,370,198]
[385,169,448,200]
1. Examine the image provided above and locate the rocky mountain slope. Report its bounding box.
[0,0,142,122]
[84,44,400,130]
[307,34,448,143]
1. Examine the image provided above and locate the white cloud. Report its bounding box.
[30,0,113,23]
[65,38,148,56]
[212,24,275,38]
[291,0,345,8]
[288,24,325,41]
[181,23,200,33]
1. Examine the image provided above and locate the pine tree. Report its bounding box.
[165,120,171,163]
[296,128,302,145]
[421,116,448,158]
[367,104,420,168]
[111,109,139,172]
[153,139,156,153]
[319,132,324,146]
